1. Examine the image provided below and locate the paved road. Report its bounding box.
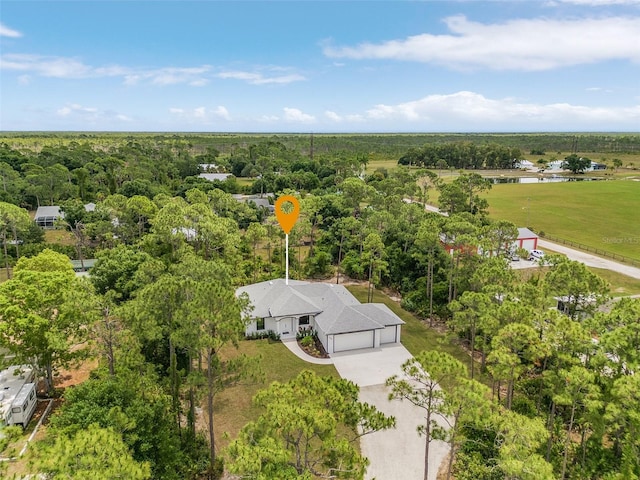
[332,345,449,480]
[420,201,640,280]
[537,239,640,280]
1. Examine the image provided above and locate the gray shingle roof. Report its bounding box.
[34,206,63,219]
[237,279,404,335]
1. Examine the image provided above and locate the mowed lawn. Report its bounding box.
[214,339,340,451]
[485,180,640,261]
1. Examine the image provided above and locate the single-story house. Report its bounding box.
[545,160,565,172]
[237,279,404,354]
[34,206,63,228]
[232,194,275,213]
[515,159,535,170]
[199,173,233,182]
[588,161,607,171]
[34,203,97,228]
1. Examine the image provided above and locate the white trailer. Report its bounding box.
[0,365,37,429]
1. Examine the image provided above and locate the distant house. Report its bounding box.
[546,160,566,172]
[232,194,275,213]
[70,258,97,273]
[199,173,233,182]
[34,206,63,228]
[34,203,96,228]
[516,160,535,170]
[237,279,404,354]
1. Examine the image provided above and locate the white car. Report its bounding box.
[528,249,545,261]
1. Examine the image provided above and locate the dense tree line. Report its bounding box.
[398,142,524,170]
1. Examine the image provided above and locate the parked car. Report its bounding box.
[528,249,545,261]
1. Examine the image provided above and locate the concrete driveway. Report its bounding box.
[332,344,449,480]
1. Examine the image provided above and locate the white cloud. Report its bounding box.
[217,70,305,85]
[0,23,22,38]
[0,54,212,86]
[283,108,315,123]
[323,15,640,71]
[213,106,231,120]
[55,103,131,123]
[123,66,211,86]
[57,104,98,116]
[0,53,305,88]
[325,111,343,122]
[359,91,640,127]
[258,115,280,123]
[1,54,93,78]
[169,106,232,123]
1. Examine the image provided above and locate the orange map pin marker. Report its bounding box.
[274,195,300,234]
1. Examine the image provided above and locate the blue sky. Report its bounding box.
[1,0,639,132]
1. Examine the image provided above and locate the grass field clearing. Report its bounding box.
[485,180,640,261]
[214,339,339,451]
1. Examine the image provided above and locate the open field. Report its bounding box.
[485,180,640,262]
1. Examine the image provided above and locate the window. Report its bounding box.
[299,315,310,326]
[256,318,265,331]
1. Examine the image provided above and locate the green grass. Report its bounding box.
[484,180,640,261]
[43,229,76,246]
[515,264,640,297]
[214,339,339,450]
[588,267,640,296]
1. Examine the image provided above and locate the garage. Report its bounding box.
[333,330,374,352]
[380,325,398,344]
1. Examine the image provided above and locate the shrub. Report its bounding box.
[300,336,314,348]
[245,330,280,341]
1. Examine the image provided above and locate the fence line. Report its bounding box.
[540,233,640,267]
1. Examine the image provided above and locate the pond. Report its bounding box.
[488,176,605,184]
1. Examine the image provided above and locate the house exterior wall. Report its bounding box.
[380,325,400,344]
[246,317,279,336]
[519,237,538,251]
[246,315,316,340]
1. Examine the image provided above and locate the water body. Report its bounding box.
[488,176,605,184]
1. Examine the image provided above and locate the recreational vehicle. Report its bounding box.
[0,365,37,430]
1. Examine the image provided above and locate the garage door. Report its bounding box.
[333,331,374,352]
[380,326,397,344]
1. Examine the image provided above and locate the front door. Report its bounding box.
[279,317,294,338]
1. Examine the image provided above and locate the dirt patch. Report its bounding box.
[54,357,99,391]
